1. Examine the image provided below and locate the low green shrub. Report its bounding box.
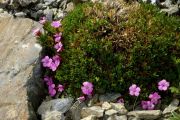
[54,2,180,101]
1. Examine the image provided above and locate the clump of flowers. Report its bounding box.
[33,17,65,97]
[140,79,170,110]
[141,101,155,110]
[33,19,94,98]
[149,92,161,104]
[41,55,61,71]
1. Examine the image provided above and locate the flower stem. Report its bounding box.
[133,96,138,110]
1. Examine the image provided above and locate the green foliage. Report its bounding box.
[55,2,180,99]
[169,112,180,120]
[170,83,180,95]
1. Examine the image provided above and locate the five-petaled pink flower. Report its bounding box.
[158,79,170,91]
[32,28,41,36]
[77,96,85,102]
[51,21,61,28]
[129,84,141,96]
[54,42,63,52]
[52,55,61,67]
[48,84,56,97]
[57,84,64,92]
[81,82,93,95]
[41,56,53,67]
[141,101,155,110]
[54,33,62,42]
[149,92,161,104]
[39,17,46,24]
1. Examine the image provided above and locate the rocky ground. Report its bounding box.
[37,94,180,120]
[0,0,179,21]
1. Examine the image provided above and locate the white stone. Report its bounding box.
[163,99,179,115]
[105,109,118,116]
[43,111,65,120]
[110,103,128,115]
[102,102,112,110]
[81,106,104,118]
[81,115,96,120]
[127,110,162,119]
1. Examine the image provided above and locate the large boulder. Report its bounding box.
[0,14,44,120]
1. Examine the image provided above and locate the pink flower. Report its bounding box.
[141,101,155,110]
[54,33,62,42]
[57,84,64,92]
[39,17,46,24]
[52,55,61,67]
[54,42,63,52]
[41,56,53,67]
[158,79,170,91]
[51,21,61,28]
[77,96,85,102]
[149,92,161,104]
[48,84,56,97]
[117,98,124,104]
[49,62,57,71]
[129,84,141,96]
[44,76,53,85]
[81,82,93,95]
[32,28,41,36]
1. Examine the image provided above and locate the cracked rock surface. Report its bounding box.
[0,14,44,120]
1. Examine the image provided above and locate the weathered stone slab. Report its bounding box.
[0,14,44,120]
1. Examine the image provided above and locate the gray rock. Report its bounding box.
[127,110,162,119]
[178,0,180,5]
[161,5,179,15]
[81,115,96,120]
[15,12,26,17]
[105,109,118,116]
[55,9,65,20]
[44,8,53,21]
[161,0,173,8]
[13,0,39,7]
[128,117,140,120]
[110,103,128,115]
[88,94,99,107]
[163,99,179,115]
[68,101,87,120]
[99,93,121,102]
[0,8,4,13]
[37,98,74,115]
[117,115,127,120]
[44,0,56,5]
[0,0,9,8]
[81,106,104,118]
[36,3,45,10]
[65,2,74,12]
[0,15,43,120]
[107,115,127,120]
[30,10,43,19]
[59,0,68,10]
[42,111,65,120]
[102,102,112,110]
